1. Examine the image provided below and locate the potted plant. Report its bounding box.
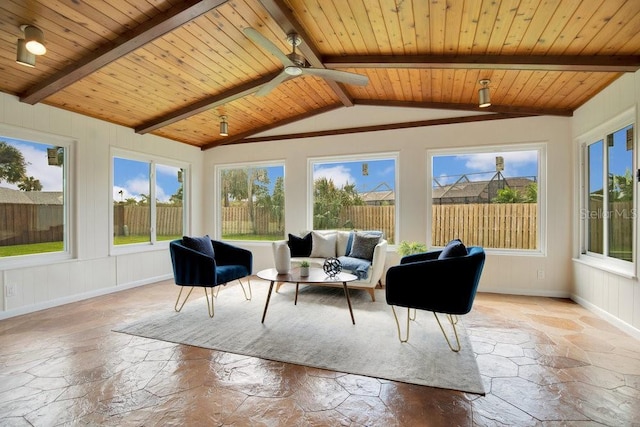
[397,241,427,257]
[299,260,310,276]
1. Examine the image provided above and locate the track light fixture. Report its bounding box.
[20,25,46,56]
[219,116,229,136]
[16,39,36,67]
[478,79,491,108]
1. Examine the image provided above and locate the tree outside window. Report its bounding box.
[0,137,66,257]
[311,157,397,243]
[219,165,285,241]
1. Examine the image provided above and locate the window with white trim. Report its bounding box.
[217,162,285,241]
[309,154,397,243]
[429,145,544,252]
[112,151,187,247]
[581,119,635,264]
[0,130,71,260]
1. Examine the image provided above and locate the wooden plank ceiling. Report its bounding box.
[0,0,639,150]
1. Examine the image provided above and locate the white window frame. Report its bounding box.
[110,148,189,255]
[307,152,399,241]
[577,108,636,277]
[214,160,286,241]
[0,124,75,268]
[427,143,547,256]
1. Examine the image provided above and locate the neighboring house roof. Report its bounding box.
[433,177,535,200]
[360,190,395,203]
[0,187,63,205]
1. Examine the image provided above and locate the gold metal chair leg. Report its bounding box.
[238,278,252,300]
[391,306,411,343]
[213,285,222,298]
[433,312,461,352]
[204,287,215,318]
[174,286,195,312]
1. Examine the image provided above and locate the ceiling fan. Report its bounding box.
[243,27,369,96]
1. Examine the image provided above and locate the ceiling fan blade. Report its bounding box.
[243,27,294,67]
[301,68,369,86]
[255,70,292,97]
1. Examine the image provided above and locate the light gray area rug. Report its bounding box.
[114,282,484,395]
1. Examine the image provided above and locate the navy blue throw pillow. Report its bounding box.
[288,232,312,257]
[183,235,215,259]
[438,239,467,259]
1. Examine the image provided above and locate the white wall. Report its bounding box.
[0,92,204,319]
[572,71,640,336]
[204,107,573,298]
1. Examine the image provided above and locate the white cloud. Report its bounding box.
[12,142,64,191]
[313,165,355,188]
[458,151,537,178]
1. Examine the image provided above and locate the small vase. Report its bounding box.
[300,266,309,276]
[275,243,291,274]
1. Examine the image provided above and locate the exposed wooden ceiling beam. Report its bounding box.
[257,0,354,107]
[231,113,535,145]
[135,71,281,135]
[356,100,574,117]
[323,55,640,73]
[201,104,343,150]
[20,0,229,105]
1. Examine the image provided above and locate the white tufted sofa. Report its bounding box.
[272,229,388,301]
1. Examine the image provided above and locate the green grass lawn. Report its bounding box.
[0,242,64,257]
[222,233,283,241]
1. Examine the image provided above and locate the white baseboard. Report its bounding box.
[0,274,172,321]
[478,287,570,298]
[571,293,640,340]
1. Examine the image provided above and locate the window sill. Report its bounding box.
[572,256,636,279]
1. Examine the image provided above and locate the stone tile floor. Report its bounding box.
[0,278,639,426]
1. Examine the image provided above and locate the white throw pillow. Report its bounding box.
[310,231,337,258]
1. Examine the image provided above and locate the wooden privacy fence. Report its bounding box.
[113,205,183,236]
[586,199,633,260]
[340,205,395,243]
[0,203,63,246]
[222,206,282,235]
[432,203,537,249]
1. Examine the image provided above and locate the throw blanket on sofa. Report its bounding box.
[338,256,371,280]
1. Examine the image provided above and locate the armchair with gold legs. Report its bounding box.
[385,241,485,352]
[170,236,253,317]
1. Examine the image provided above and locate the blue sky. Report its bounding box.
[313,159,396,193]
[113,158,181,203]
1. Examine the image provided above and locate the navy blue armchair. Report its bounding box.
[385,245,485,351]
[170,238,253,317]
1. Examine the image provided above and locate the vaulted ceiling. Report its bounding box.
[1,0,639,150]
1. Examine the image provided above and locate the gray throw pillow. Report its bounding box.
[182,235,215,258]
[348,232,380,261]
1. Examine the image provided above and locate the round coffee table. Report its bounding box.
[257,267,358,324]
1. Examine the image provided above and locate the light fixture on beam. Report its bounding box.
[478,79,491,108]
[21,25,46,55]
[16,39,36,67]
[219,116,229,136]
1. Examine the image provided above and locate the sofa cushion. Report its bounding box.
[182,235,215,259]
[288,232,312,257]
[348,232,380,261]
[310,231,337,258]
[336,231,354,256]
[438,239,467,259]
